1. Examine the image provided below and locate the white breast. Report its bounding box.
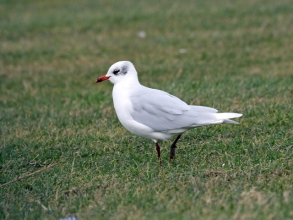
[112,84,153,136]
[112,83,177,141]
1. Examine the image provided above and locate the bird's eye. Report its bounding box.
[113,69,120,75]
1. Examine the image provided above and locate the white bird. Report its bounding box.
[96,61,242,165]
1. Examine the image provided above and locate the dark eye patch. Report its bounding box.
[113,69,120,75]
[121,65,128,74]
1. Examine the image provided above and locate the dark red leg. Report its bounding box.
[155,142,162,166]
[169,135,182,161]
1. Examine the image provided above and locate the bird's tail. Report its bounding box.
[215,113,242,124]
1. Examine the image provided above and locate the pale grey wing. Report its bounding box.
[190,105,218,113]
[129,88,219,131]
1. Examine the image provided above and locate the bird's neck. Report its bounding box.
[115,77,140,90]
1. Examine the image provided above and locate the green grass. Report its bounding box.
[1,0,293,219]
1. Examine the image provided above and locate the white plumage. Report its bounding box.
[96,61,242,164]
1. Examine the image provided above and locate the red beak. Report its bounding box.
[96,75,111,83]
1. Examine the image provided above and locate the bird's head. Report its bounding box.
[96,61,138,85]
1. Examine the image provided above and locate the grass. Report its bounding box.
[1,0,293,219]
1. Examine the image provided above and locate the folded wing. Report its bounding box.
[129,87,222,132]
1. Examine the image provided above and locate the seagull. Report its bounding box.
[96,61,242,165]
